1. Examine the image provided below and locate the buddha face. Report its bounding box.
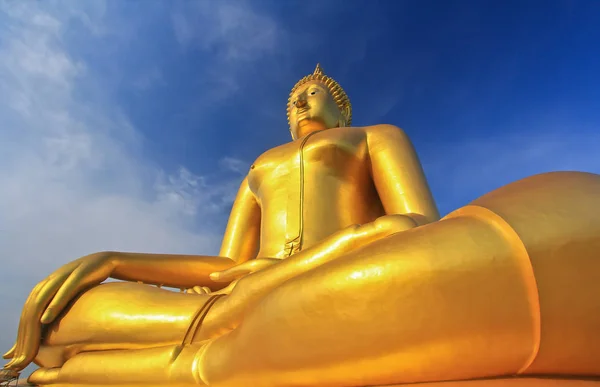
[289,80,345,139]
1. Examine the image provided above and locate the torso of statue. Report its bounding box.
[248,125,385,258]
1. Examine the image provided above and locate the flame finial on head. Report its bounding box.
[287,63,352,131]
[313,63,324,75]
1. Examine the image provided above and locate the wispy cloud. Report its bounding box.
[170,1,286,103]
[132,66,166,91]
[219,156,250,175]
[0,1,243,371]
[171,1,279,61]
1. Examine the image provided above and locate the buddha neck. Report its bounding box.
[294,120,332,139]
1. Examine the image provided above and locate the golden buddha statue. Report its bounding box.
[2,64,600,387]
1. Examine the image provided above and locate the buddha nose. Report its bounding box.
[295,99,307,108]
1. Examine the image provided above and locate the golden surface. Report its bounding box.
[2,65,600,387]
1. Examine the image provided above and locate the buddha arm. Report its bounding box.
[219,176,261,262]
[366,124,440,224]
[112,176,261,289]
[110,252,236,289]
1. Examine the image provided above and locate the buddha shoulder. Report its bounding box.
[314,124,411,152]
[313,124,409,143]
[362,124,411,144]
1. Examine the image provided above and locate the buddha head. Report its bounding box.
[287,64,352,140]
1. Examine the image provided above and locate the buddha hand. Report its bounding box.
[3,251,117,371]
[210,258,281,283]
[181,259,281,296]
[204,258,282,295]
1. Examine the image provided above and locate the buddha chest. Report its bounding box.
[248,127,384,258]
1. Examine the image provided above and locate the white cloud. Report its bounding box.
[0,1,243,371]
[154,166,246,218]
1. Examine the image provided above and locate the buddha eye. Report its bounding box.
[309,89,320,96]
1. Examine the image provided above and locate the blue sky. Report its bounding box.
[1,0,599,376]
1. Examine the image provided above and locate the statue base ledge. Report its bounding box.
[17,378,600,387]
[382,377,600,386]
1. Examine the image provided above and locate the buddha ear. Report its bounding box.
[338,106,351,127]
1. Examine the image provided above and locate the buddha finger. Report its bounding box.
[192,286,210,294]
[42,259,112,323]
[211,259,279,282]
[8,278,50,369]
[18,273,75,362]
[8,281,63,370]
[210,267,250,282]
[4,345,32,370]
[8,268,75,369]
[35,260,96,324]
[4,354,28,371]
[21,270,73,327]
[2,343,15,359]
[35,274,73,324]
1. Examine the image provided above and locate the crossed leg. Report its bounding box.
[29,215,418,385]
